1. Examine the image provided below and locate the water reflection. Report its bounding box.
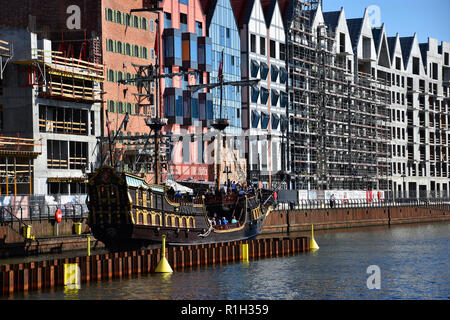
[5,223,450,300]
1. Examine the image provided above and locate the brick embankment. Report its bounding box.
[262,204,449,234]
[0,219,103,258]
[0,236,309,295]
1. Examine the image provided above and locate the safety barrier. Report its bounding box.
[275,198,450,211]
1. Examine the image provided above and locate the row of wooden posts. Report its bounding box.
[1,236,310,295]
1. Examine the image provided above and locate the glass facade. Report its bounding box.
[209,0,241,135]
[163,28,182,66]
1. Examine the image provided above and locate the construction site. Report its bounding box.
[284,0,390,192]
[0,28,103,196]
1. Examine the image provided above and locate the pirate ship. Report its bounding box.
[86,9,278,249]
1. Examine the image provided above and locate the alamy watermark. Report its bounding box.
[367,5,382,28]
[366,265,381,290]
[66,5,81,30]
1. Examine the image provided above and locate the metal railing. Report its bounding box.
[274,197,450,211]
[0,204,88,224]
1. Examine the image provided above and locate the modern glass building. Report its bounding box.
[206,0,242,137]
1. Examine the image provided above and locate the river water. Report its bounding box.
[4,222,449,300]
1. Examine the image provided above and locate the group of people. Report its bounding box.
[209,214,239,227]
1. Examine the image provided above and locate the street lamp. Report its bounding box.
[401,173,406,199]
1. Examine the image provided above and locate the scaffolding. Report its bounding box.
[13,48,104,103]
[286,0,390,191]
[0,136,43,195]
[0,39,13,94]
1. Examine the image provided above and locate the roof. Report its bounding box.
[260,0,277,28]
[323,10,340,32]
[277,0,295,27]
[346,18,363,52]
[199,0,216,29]
[399,36,414,67]
[230,0,255,29]
[387,36,397,61]
[372,27,383,52]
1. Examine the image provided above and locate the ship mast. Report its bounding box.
[188,51,259,191]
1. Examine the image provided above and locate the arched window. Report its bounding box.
[134,16,140,28]
[141,18,147,30]
[182,217,187,228]
[142,47,148,59]
[155,214,161,226]
[107,39,114,52]
[126,43,131,56]
[138,213,144,224]
[175,217,180,228]
[134,45,140,58]
[166,216,172,227]
[116,11,122,24]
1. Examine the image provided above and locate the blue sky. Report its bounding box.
[323,0,450,44]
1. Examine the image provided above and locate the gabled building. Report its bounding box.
[232,0,287,188]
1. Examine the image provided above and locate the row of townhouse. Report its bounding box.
[0,0,449,198]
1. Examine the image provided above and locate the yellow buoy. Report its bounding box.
[155,235,173,273]
[310,224,319,251]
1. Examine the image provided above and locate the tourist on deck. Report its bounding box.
[231,216,238,224]
[330,194,336,208]
[222,217,228,225]
[211,217,217,226]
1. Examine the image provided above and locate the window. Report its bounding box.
[396,57,401,70]
[125,14,131,26]
[142,47,148,59]
[251,87,260,103]
[141,18,147,30]
[250,34,256,53]
[116,41,123,54]
[196,21,203,37]
[270,40,276,58]
[106,8,113,21]
[260,62,269,80]
[279,43,286,61]
[413,57,420,75]
[260,87,269,105]
[250,60,259,78]
[133,16,140,28]
[251,110,260,128]
[116,11,122,24]
[164,12,172,28]
[107,39,114,52]
[260,36,265,55]
[47,140,68,169]
[180,13,188,33]
[339,33,346,53]
[133,45,140,57]
[445,52,449,66]
[108,69,115,82]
